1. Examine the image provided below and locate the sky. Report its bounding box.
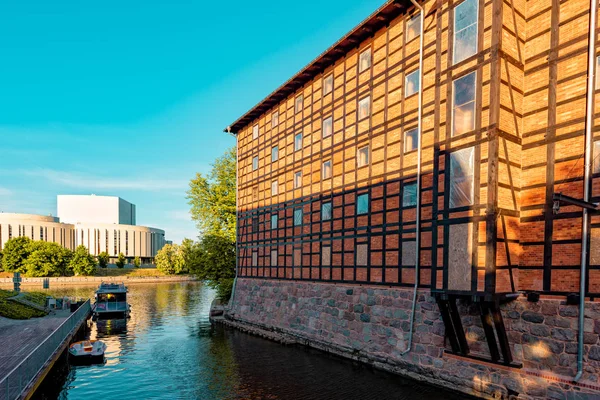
[0,0,379,243]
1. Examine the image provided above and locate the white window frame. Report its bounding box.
[358,96,371,120]
[405,69,420,97]
[252,156,259,171]
[272,180,279,196]
[453,0,479,65]
[357,146,370,168]
[357,193,369,215]
[406,13,421,42]
[272,146,278,162]
[294,132,303,151]
[294,208,303,226]
[324,74,334,95]
[252,124,259,140]
[452,71,477,136]
[294,171,302,189]
[359,48,372,73]
[449,147,475,208]
[323,116,333,138]
[322,160,332,179]
[272,111,279,127]
[295,94,303,113]
[321,202,332,221]
[403,182,418,207]
[404,128,419,153]
[271,214,278,230]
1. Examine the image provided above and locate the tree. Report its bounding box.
[155,244,185,275]
[192,235,236,299]
[187,147,236,242]
[97,252,109,268]
[116,253,126,269]
[187,147,237,300]
[2,237,33,273]
[134,256,141,268]
[25,242,73,277]
[0,250,3,272]
[70,245,96,276]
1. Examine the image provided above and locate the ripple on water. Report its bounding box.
[35,282,471,400]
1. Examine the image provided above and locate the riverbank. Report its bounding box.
[0,274,197,287]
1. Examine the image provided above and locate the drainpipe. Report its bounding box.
[402,0,424,356]
[575,0,597,382]
[227,127,240,311]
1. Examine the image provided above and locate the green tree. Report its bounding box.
[187,147,236,300]
[187,147,236,242]
[25,242,73,277]
[97,251,110,268]
[0,250,3,272]
[69,245,96,276]
[2,236,33,273]
[116,253,126,269]
[155,244,185,275]
[192,235,236,299]
[134,256,141,268]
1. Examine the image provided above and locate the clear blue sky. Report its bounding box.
[0,0,378,243]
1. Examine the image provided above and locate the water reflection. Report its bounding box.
[31,282,470,400]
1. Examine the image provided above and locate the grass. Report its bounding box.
[0,290,47,320]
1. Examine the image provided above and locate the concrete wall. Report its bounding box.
[58,195,135,225]
[228,278,600,400]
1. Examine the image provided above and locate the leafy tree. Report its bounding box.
[187,147,236,242]
[70,245,96,276]
[116,253,126,269]
[2,237,33,273]
[97,251,110,268]
[25,242,73,277]
[155,244,185,275]
[187,147,237,300]
[134,256,141,268]
[0,250,3,272]
[191,235,236,299]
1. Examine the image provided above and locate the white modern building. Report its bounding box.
[0,195,166,263]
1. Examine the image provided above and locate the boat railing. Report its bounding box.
[0,299,91,400]
[95,301,128,312]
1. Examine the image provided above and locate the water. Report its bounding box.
[32,282,470,400]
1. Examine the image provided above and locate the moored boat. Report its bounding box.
[68,340,106,364]
[93,282,131,319]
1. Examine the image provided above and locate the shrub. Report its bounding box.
[116,253,126,269]
[133,256,141,268]
[98,252,110,268]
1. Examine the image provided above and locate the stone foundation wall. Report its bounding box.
[227,278,600,399]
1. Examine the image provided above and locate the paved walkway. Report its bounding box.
[0,310,71,379]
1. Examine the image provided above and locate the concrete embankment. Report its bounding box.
[0,275,197,287]
[220,278,600,400]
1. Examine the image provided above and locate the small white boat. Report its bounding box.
[68,340,106,364]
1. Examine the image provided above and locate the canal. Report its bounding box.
[33,282,470,400]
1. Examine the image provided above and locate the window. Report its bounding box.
[359,48,372,72]
[271,214,278,229]
[358,97,371,120]
[271,250,278,267]
[252,251,258,267]
[322,202,332,220]
[324,74,334,95]
[404,128,419,153]
[272,180,279,195]
[295,95,303,113]
[295,132,303,151]
[40,227,44,241]
[252,217,259,233]
[294,171,302,188]
[406,13,421,42]
[252,156,259,171]
[453,0,479,64]
[322,160,332,179]
[357,146,369,167]
[357,194,369,215]
[403,182,418,207]
[294,208,303,226]
[252,124,259,140]
[323,116,333,138]
[449,147,475,208]
[405,69,420,97]
[594,141,600,173]
[8,225,12,239]
[272,146,279,162]
[453,72,476,136]
[272,111,279,127]
[597,57,600,89]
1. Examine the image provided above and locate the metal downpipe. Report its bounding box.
[401,0,424,356]
[227,129,240,311]
[575,0,597,382]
